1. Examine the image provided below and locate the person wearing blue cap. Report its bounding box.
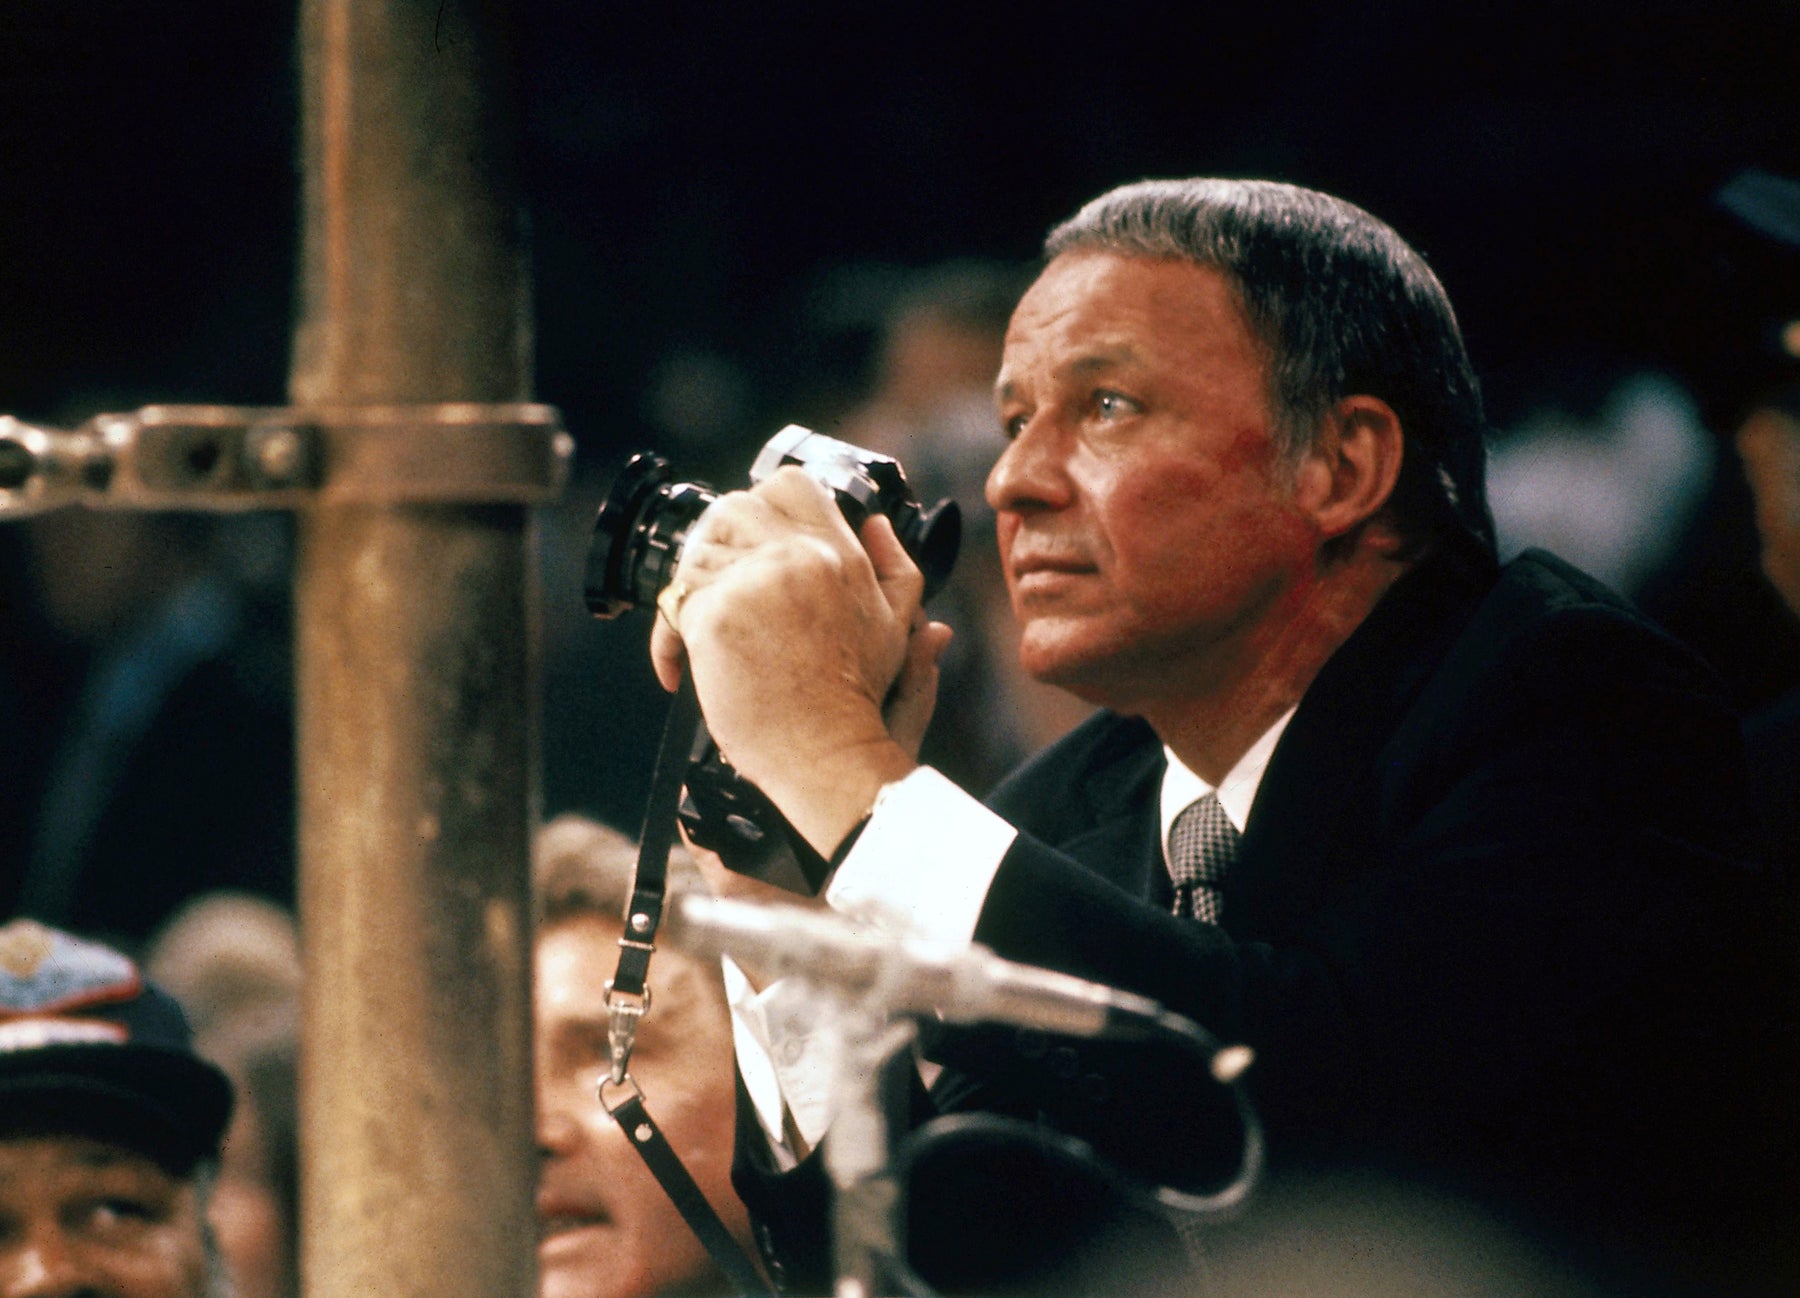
[0,917,234,1298]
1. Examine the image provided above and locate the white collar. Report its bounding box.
[1159,707,1295,857]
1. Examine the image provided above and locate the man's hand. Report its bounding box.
[648,467,949,857]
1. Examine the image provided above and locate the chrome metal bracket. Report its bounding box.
[0,403,572,515]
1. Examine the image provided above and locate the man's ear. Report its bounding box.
[1292,395,1404,540]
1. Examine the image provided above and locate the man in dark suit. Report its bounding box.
[649,178,1797,1295]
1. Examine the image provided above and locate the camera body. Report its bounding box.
[584,424,960,619]
[585,426,961,892]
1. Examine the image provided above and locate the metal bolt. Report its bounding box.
[0,440,34,489]
[630,912,651,934]
[634,1124,653,1144]
[252,427,305,484]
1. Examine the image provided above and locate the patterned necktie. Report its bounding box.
[1167,792,1238,922]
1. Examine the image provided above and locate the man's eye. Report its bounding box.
[1095,391,1134,419]
[570,1024,614,1067]
[81,1197,158,1235]
[1001,412,1028,440]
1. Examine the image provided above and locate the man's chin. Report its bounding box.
[1017,634,1122,705]
[1019,620,1220,717]
[537,1223,623,1298]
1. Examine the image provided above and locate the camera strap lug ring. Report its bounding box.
[598,1071,646,1116]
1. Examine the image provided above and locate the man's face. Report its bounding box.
[535,915,746,1298]
[988,252,1321,713]
[0,1136,209,1298]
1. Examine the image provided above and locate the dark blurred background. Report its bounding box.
[2,0,1798,891]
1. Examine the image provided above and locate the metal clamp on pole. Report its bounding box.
[0,402,573,515]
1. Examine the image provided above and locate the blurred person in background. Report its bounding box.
[1717,169,1800,881]
[0,403,294,945]
[533,815,756,1298]
[1735,386,1800,876]
[146,894,301,1298]
[838,260,1093,795]
[0,917,235,1298]
[1485,364,1714,599]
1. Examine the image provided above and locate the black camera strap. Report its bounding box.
[604,669,772,1296]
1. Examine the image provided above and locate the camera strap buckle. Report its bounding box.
[603,975,651,1085]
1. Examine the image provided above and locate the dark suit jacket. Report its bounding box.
[737,549,1800,1295]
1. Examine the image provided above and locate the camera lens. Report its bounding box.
[900,498,961,602]
[583,452,718,619]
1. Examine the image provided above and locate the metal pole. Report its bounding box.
[290,3,537,1298]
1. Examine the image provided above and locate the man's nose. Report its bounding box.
[535,1078,584,1157]
[986,414,1070,514]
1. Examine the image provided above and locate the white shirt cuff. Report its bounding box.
[824,766,1018,945]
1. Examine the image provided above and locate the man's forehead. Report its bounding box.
[996,346,1142,401]
[1002,252,1262,374]
[536,915,717,1011]
[0,1132,176,1180]
[1022,247,1230,298]
[1009,252,1243,338]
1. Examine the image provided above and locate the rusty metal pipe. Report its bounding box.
[291,3,538,1297]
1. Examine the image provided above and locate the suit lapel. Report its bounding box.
[1058,804,1167,906]
[991,712,1169,905]
[1060,718,1168,903]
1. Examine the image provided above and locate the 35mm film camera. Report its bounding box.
[585,426,961,891]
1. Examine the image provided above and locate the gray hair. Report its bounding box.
[532,813,710,929]
[1045,178,1495,555]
